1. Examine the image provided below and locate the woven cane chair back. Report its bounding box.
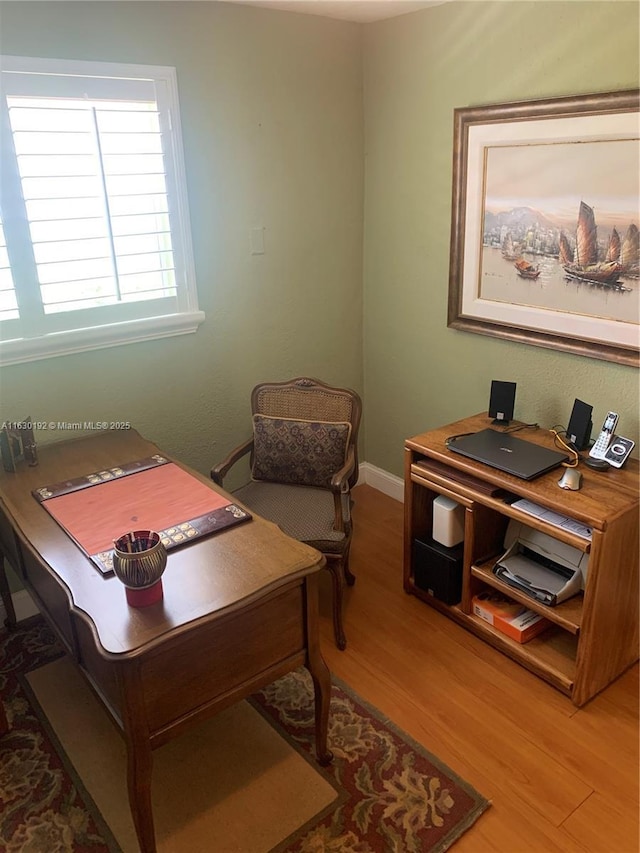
[251,377,361,488]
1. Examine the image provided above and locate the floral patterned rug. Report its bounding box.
[1,616,489,852]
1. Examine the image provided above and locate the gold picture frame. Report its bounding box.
[447,90,640,367]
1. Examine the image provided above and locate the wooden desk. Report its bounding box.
[0,429,332,852]
[404,413,639,706]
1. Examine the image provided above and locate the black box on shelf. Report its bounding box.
[413,537,464,605]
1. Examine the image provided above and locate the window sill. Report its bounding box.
[0,311,205,367]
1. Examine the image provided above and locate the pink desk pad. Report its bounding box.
[34,460,251,574]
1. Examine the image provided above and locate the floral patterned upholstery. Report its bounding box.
[252,415,351,488]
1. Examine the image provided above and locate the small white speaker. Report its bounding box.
[432,496,465,547]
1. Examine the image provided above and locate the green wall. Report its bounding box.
[363,1,640,477]
[0,2,364,476]
[1,0,638,487]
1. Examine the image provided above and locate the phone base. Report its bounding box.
[584,457,610,471]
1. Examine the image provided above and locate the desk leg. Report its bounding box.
[0,551,17,630]
[121,670,156,853]
[0,699,9,736]
[304,573,333,766]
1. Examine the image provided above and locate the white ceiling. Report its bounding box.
[221,0,449,23]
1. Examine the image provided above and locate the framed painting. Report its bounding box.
[448,90,640,367]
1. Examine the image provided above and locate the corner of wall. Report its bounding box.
[358,461,404,502]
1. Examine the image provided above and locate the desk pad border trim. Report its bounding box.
[91,505,252,575]
[32,455,170,502]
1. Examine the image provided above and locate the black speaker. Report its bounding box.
[488,380,516,425]
[566,398,593,451]
[412,537,463,605]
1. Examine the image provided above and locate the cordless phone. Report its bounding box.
[589,411,619,459]
[603,436,635,468]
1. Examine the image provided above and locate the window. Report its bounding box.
[0,56,203,365]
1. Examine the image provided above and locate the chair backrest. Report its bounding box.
[251,377,362,488]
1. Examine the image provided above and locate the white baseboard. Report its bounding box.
[0,588,40,627]
[359,462,404,503]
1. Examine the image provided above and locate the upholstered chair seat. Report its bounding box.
[211,377,362,650]
[233,481,346,546]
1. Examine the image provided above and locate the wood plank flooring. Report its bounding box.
[317,485,639,853]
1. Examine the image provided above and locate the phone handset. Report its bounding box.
[589,411,619,459]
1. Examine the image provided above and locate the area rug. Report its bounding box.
[0,617,489,852]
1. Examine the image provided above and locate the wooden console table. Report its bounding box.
[404,413,639,707]
[0,429,332,852]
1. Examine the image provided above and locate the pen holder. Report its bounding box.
[113,530,167,607]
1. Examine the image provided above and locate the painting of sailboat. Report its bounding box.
[558,233,572,267]
[605,228,621,263]
[621,224,640,277]
[514,258,540,279]
[562,202,625,286]
[449,89,639,365]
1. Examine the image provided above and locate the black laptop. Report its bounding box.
[448,428,569,480]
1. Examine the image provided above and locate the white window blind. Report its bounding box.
[0,56,203,365]
[0,215,19,322]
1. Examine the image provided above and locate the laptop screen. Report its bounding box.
[447,429,569,480]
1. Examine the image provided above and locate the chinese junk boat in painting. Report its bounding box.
[561,201,626,287]
[558,232,573,267]
[621,223,639,277]
[514,258,541,279]
[605,227,621,264]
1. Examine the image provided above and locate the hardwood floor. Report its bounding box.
[317,485,639,853]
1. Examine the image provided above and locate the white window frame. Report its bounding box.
[0,55,204,366]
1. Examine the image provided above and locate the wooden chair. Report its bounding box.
[211,377,362,650]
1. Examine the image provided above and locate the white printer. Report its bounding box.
[493,520,589,606]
